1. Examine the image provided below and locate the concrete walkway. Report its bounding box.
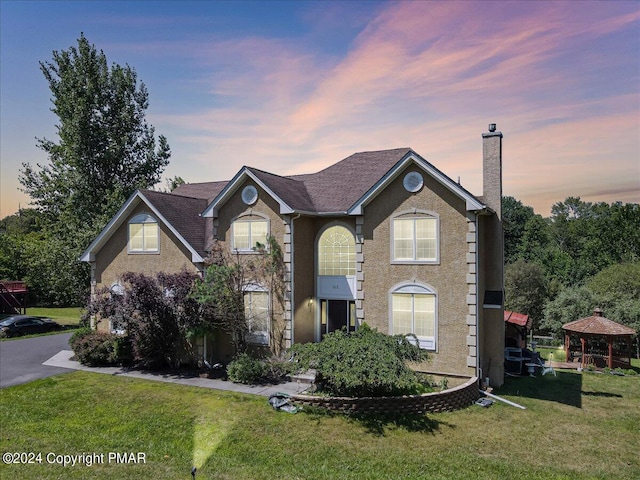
[43,350,311,397]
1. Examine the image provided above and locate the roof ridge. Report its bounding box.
[140,189,207,202]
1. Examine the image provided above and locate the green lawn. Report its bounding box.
[1,369,638,479]
[26,307,83,326]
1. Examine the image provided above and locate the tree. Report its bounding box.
[85,270,210,369]
[0,208,42,236]
[541,285,597,336]
[504,260,547,333]
[502,196,535,264]
[16,33,170,306]
[20,32,170,240]
[191,236,288,356]
[587,262,640,300]
[165,176,185,192]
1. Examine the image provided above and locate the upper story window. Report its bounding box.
[390,284,437,350]
[392,212,438,263]
[128,214,159,253]
[232,217,268,252]
[318,225,355,276]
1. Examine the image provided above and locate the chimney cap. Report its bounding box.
[488,123,497,132]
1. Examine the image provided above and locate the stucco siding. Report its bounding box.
[291,216,317,344]
[94,203,199,291]
[360,168,473,376]
[213,180,288,352]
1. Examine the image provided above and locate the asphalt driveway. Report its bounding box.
[0,332,74,388]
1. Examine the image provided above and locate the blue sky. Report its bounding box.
[1,0,639,218]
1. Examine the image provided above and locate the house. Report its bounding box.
[81,125,505,386]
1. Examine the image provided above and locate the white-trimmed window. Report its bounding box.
[392,214,438,263]
[318,225,356,276]
[109,281,126,334]
[128,214,159,253]
[232,218,268,252]
[390,284,437,350]
[244,289,269,345]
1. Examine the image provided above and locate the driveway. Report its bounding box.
[0,332,74,388]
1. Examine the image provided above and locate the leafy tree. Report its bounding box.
[191,236,288,356]
[16,33,170,305]
[504,260,547,332]
[540,285,597,336]
[587,262,640,300]
[20,33,170,238]
[192,245,248,355]
[0,208,42,236]
[502,196,535,264]
[85,271,210,369]
[165,176,185,192]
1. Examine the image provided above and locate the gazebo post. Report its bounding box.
[608,341,613,369]
[580,337,586,368]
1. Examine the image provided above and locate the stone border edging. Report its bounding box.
[290,376,479,414]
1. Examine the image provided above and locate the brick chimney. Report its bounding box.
[482,123,503,220]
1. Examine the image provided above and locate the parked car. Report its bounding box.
[0,315,62,337]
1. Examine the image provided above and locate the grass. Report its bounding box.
[0,307,82,341]
[537,345,567,362]
[1,369,639,479]
[26,307,83,326]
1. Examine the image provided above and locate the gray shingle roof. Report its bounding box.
[151,147,479,252]
[247,168,316,212]
[289,148,412,212]
[140,190,208,257]
[172,181,228,202]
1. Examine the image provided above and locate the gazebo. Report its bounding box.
[504,310,531,349]
[563,308,636,369]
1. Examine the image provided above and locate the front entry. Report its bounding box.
[320,299,356,338]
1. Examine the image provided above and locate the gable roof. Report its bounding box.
[140,190,208,257]
[203,147,486,217]
[80,190,208,263]
[504,310,531,329]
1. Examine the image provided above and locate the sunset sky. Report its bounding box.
[1,0,638,218]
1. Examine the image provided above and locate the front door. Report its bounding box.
[320,299,356,338]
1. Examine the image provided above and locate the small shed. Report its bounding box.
[562,308,636,369]
[504,310,531,349]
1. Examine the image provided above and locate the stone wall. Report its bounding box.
[291,376,480,414]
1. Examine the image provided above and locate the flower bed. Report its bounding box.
[291,376,479,414]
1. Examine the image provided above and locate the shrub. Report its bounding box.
[70,330,131,366]
[289,324,429,397]
[227,353,265,384]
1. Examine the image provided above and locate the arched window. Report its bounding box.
[390,284,437,350]
[318,225,355,276]
[232,214,269,252]
[391,211,439,263]
[128,214,159,253]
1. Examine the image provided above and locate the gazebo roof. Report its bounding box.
[562,308,636,336]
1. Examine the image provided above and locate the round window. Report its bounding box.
[403,172,424,193]
[241,185,258,205]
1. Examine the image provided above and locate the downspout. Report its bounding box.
[289,213,301,346]
[475,213,481,383]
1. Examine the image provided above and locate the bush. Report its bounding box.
[227,353,265,384]
[289,324,429,397]
[70,330,130,366]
